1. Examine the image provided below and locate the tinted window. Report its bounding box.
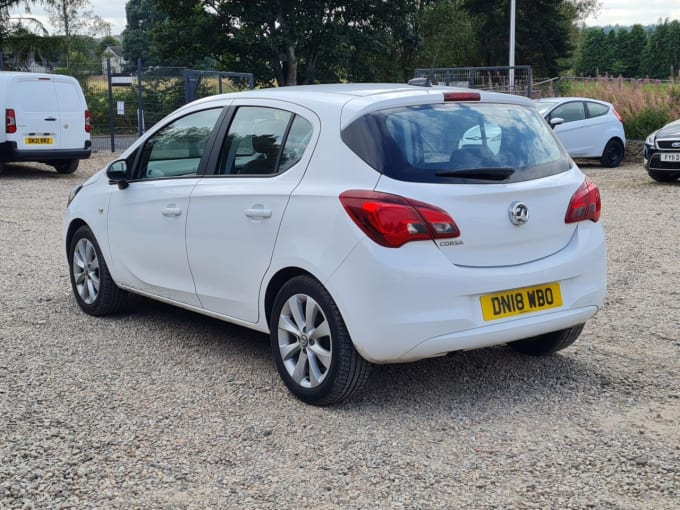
[342,102,570,184]
[586,102,609,118]
[219,107,312,175]
[551,102,586,123]
[137,108,222,179]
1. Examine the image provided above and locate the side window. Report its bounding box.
[586,102,609,119]
[280,116,313,172]
[137,108,222,179]
[220,107,292,175]
[550,102,586,123]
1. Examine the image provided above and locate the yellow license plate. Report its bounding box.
[25,137,53,145]
[480,282,563,321]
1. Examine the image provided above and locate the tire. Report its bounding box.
[53,159,79,174]
[270,275,371,405]
[648,170,680,182]
[600,139,624,168]
[68,225,127,316]
[508,324,584,355]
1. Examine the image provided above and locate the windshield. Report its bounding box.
[342,102,570,183]
[535,100,560,116]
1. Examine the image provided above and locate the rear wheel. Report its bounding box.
[648,170,680,182]
[53,159,79,174]
[270,275,371,405]
[508,324,584,355]
[600,139,624,168]
[68,225,127,315]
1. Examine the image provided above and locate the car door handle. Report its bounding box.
[161,206,182,217]
[44,117,57,121]
[244,207,272,219]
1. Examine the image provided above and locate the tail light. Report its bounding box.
[339,190,460,248]
[6,109,16,134]
[565,177,601,223]
[85,110,91,133]
[612,108,623,122]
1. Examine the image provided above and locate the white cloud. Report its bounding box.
[586,1,680,26]
[9,0,127,36]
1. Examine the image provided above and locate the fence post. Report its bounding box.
[107,58,116,153]
[137,57,144,136]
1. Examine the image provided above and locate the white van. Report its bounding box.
[0,71,91,174]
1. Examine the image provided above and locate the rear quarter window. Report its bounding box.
[342,102,570,184]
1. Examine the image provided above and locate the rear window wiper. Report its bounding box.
[435,167,516,181]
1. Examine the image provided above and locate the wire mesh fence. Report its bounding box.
[414,66,534,97]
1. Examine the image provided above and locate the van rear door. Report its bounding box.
[7,76,61,151]
[54,78,87,150]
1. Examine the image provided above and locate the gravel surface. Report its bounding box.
[1,153,679,509]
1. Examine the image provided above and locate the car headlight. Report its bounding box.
[645,132,656,146]
[67,184,83,206]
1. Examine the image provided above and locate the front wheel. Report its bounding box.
[270,275,371,405]
[508,324,584,355]
[68,225,127,315]
[600,139,624,168]
[53,159,79,174]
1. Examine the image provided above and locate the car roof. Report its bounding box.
[536,96,611,106]
[187,83,536,128]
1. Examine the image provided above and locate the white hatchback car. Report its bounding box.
[65,84,606,405]
[535,97,626,167]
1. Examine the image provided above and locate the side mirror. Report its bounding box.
[549,117,565,129]
[106,159,130,189]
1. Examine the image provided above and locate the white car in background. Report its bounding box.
[536,97,626,167]
[64,84,607,405]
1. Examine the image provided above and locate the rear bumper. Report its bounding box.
[326,221,606,364]
[0,141,91,162]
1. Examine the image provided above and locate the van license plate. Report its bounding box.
[480,282,563,321]
[660,153,680,162]
[25,137,53,145]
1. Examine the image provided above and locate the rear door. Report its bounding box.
[7,76,60,151]
[351,100,581,267]
[54,78,87,150]
[186,101,318,323]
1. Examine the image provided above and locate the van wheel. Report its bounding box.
[53,159,79,174]
[270,276,371,405]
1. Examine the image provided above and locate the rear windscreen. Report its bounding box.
[342,102,571,183]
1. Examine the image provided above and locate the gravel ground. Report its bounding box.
[0,152,678,509]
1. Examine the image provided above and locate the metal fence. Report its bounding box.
[0,54,254,153]
[89,61,254,152]
[414,66,534,97]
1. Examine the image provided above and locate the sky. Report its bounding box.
[8,0,680,37]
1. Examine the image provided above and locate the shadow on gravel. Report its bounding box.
[0,162,65,179]
[106,295,600,411]
[351,347,597,411]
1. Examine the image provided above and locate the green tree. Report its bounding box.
[150,0,428,85]
[45,0,111,68]
[462,0,575,76]
[574,26,606,75]
[121,0,164,68]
